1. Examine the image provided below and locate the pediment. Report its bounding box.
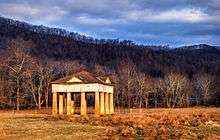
[106,77,111,84]
[67,76,82,83]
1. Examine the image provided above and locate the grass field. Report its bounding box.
[0,108,220,140]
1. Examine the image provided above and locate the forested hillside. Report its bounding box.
[0,16,219,110]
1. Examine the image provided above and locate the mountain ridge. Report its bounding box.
[0,16,218,49]
[0,16,220,78]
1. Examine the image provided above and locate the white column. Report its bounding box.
[81,92,87,116]
[67,92,71,115]
[95,92,100,115]
[71,100,75,114]
[100,92,105,115]
[59,94,64,115]
[109,93,114,114]
[105,93,110,114]
[52,92,57,115]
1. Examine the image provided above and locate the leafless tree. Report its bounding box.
[57,60,86,77]
[194,74,215,105]
[135,72,155,108]
[42,61,57,108]
[0,66,8,108]
[153,78,163,108]
[26,60,44,110]
[35,62,45,110]
[26,69,37,108]
[94,64,110,76]
[5,39,32,111]
[117,60,136,109]
[162,73,190,108]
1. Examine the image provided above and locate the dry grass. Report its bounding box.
[0,108,220,140]
[0,110,107,140]
[67,108,220,139]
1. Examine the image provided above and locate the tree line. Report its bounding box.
[0,16,220,110]
[115,60,218,110]
[0,39,219,110]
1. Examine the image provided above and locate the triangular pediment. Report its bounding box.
[67,76,82,83]
[106,77,111,84]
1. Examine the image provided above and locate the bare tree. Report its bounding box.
[36,62,45,110]
[162,73,190,108]
[43,61,56,108]
[26,60,45,110]
[26,69,37,108]
[117,59,136,109]
[153,78,163,108]
[57,60,86,77]
[194,74,215,105]
[5,39,31,111]
[113,72,121,112]
[136,72,155,108]
[94,64,111,76]
[0,66,8,108]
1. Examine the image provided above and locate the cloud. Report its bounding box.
[124,8,216,23]
[152,8,209,23]
[1,0,219,24]
[0,0,219,46]
[74,14,125,26]
[0,3,67,25]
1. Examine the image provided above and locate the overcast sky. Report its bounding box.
[0,0,220,47]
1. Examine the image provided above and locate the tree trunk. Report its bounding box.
[166,98,170,108]
[38,93,41,110]
[116,91,120,113]
[204,89,208,105]
[139,97,142,109]
[16,78,20,111]
[172,95,178,108]
[145,98,148,108]
[38,78,43,110]
[16,88,20,111]
[186,94,189,107]
[154,98,158,108]
[45,85,49,108]
[196,95,199,106]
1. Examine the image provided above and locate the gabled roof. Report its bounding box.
[51,70,113,85]
[97,76,112,84]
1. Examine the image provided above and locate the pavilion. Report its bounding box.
[51,70,114,116]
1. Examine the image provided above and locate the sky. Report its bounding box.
[0,0,220,47]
